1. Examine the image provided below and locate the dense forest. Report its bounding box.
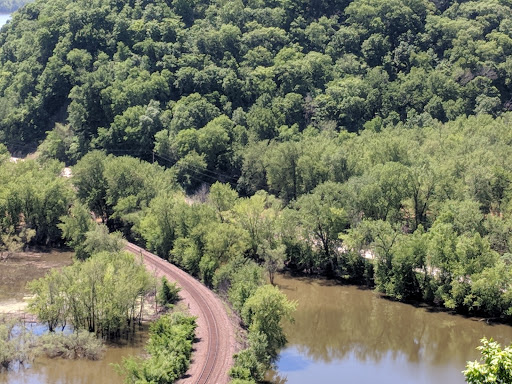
[1,0,512,160]
[3,0,512,381]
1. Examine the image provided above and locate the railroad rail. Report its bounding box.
[125,242,232,384]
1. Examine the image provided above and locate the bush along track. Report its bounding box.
[119,312,197,384]
[213,257,297,384]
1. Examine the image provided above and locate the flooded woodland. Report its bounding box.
[0,250,146,384]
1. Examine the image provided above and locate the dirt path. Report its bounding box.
[125,242,236,384]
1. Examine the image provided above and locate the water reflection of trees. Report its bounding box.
[276,275,512,366]
[266,371,288,384]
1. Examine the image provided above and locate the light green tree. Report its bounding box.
[58,203,94,260]
[241,285,296,358]
[463,338,512,384]
[27,269,67,332]
[82,224,126,258]
[208,182,238,222]
[294,182,348,275]
[72,151,109,220]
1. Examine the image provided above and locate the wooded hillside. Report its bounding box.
[1,0,511,168]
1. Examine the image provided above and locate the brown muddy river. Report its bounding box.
[270,274,512,384]
[0,250,73,304]
[0,329,146,384]
[0,250,146,384]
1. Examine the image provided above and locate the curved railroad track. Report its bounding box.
[125,242,235,384]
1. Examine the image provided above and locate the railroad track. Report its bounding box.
[125,242,226,384]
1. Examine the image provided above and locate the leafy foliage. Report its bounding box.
[463,338,512,384]
[157,277,181,308]
[28,251,153,337]
[119,312,196,384]
[0,159,73,251]
[241,285,296,359]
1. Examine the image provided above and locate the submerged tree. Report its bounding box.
[28,251,153,338]
[0,318,35,370]
[241,285,296,359]
[258,241,286,285]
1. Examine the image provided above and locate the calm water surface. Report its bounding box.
[0,330,147,384]
[271,274,512,384]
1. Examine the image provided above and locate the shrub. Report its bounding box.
[0,319,34,370]
[463,338,512,384]
[37,331,105,360]
[119,312,197,383]
[157,277,181,308]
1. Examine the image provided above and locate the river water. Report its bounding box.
[271,274,512,384]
